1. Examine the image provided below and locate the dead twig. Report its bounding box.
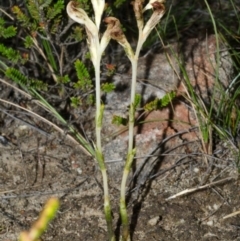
[166,176,235,200]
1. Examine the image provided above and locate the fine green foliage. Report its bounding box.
[101,82,115,93]
[46,0,64,20]
[24,36,34,48]
[0,18,16,38]
[0,19,23,65]
[74,59,92,91]
[0,44,22,64]
[71,26,85,41]
[10,0,80,84]
[134,94,142,109]
[112,115,128,126]
[11,6,30,28]
[0,0,96,160]
[0,0,96,121]
[70,96,82,108]
[144,91,176,111]
[5,67,48,91]
[12,0,64,33]
[0,0,96,163]
[57,75,70,84]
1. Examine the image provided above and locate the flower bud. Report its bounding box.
[66,1,98,35]
[132,0,144,30]
[103,17,134,60]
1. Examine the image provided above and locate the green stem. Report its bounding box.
[128,38,143,153]
[94,54,115,241]
[120,38,143,241]
[120,150,135,241]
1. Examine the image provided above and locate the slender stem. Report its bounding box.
[94,54,115,241]
[120,38,143,241]
[120,151,135,241]
[128,39,143,153]
[95,56,102,149]
[127,59,136,153]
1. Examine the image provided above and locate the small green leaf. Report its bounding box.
[71,26,85,41]
[57,75,70,84]
[0,26,17,38]
[74,59,92,91]
[134,94,141,108]
[86,94,94,105]
[0,44,21,63]
[144,91,176,111]
[70,96,82,108]
[101,83,115,93]
[12,6,30,27]
[47,0,64,20]
[112,115,128,126]
[5,67,48,91]
[24,36,34,48]
[161,91,176,107]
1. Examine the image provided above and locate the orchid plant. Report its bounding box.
[66,1,165,240]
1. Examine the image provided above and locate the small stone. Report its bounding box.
[206,220,214,226]
[193,167,199,173]
[77,168,82,175]
[148,216,160,226]
[213,204,219,210]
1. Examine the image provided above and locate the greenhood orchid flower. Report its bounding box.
[103,17,134,61]
[142,1,165,43]
[66,1,99,67]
